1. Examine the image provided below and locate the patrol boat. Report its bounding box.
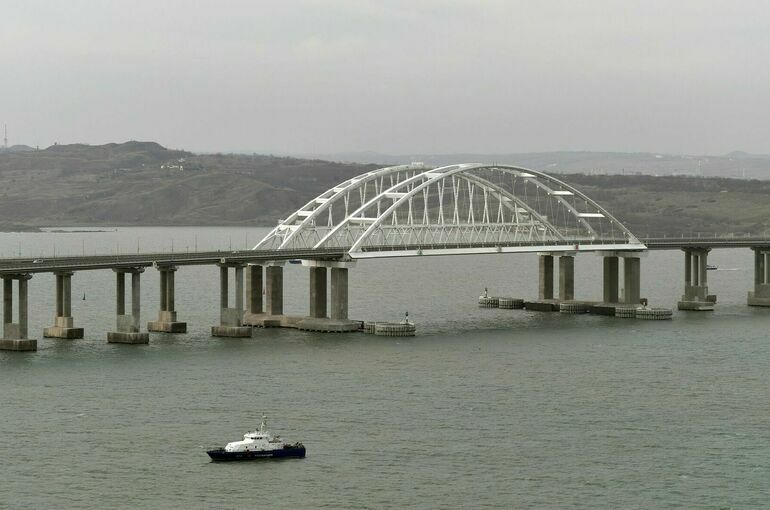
[206,416,306,461]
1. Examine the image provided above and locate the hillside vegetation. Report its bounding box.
[563,174,770,237]
[1,141,769,237]
[0,142,375,229]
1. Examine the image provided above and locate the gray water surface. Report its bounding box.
[1,227,768,509]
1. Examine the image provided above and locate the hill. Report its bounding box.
[563,174,770,237]
[0,144,36,153]
[297,150,770,180]
[0,141,375,229]
[1,141,769,237]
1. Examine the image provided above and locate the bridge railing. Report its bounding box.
[638,231,767,239]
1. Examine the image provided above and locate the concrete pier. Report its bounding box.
[527,252,575,311]
[266,265,283,316]
[0,274,36,351]
[246,264,263,315]
[678,248,716,311]
[44,271,84,339]
[212,263,251,337]
[623,256,641,305]
[330,267,349,320]
[309,266,327,318]
[296,260,360,332]
[591,252,645,314]
[148,265,187,333]
[602,255,619,303]
[558,255,575,301]
[244,263,290,328]
[538,254,554,300]
[108,268,149,344]
[747,247,770,306]
[241,264,265,324]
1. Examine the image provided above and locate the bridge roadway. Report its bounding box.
[2,238,770,274]
[641,237,770,250]
[0,248,347,274]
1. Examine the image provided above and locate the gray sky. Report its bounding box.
[2,0,769,155]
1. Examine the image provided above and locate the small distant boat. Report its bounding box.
[706,264,718,270]
[207,416,305,461]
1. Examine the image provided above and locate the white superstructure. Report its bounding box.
[254,163,646,258]
[224,416,284,453]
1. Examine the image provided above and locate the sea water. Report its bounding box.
[0,227,768,509]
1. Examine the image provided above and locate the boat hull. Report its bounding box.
[207,446,306,461]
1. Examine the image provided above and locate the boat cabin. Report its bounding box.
[224,416,283,453]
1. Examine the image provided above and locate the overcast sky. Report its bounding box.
[1,0,769,155]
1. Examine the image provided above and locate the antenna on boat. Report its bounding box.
[260,415,267,432]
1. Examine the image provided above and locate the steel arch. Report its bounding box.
[254,163,427,251]
[255,163,646,258]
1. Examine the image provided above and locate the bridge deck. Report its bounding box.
[0,248,346,274]
[642,237,770,250]
[1,238,769,274]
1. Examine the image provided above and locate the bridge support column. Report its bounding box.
[0,274,36,351]
[244,263,288,328]
[622,256,641,305]
[678,248,715,311]
[148,266,187,333]
[330,267,349,320]
[246,264,263,315]
[602,255,619,303]
[266,265,284,316]
[309,266,327,318]
[747,247,770,306]
[108,268,149,344]
[212,263,251,337]
[538,254,554,300]
[558,255,575,301]
[242,264,264,326]
[44,271,84,339]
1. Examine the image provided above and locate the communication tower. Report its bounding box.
[3,124,6,149]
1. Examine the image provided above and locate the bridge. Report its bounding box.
[1,163,769,351]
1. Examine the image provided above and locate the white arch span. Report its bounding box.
[254,164,646,258]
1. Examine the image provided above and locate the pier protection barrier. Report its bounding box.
[559,301,590,314]
[374,322,416,337]
[478,296,499,308]
[498,297,525,309]
[296,318,363,333]
[523,300,560,312]
[589,304,617,316]
[614,305,639,318]
[635,307,673,320]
